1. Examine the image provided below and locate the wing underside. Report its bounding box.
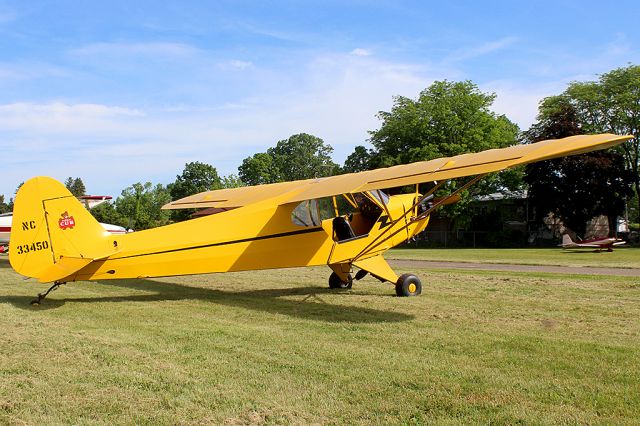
[162,133,632,210]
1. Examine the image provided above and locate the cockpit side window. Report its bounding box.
[291,197,336,227]
[290,192,387,230]
[291,200,320,227]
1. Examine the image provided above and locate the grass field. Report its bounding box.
[389,247,640,268]
[1,254,639,424]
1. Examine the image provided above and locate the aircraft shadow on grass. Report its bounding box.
[3,276,413,323]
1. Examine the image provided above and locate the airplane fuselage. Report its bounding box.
[67,193,429,282]
[561,235,626,252]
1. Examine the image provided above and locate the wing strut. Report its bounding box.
[353,174,487,261]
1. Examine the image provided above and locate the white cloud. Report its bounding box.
[283,53,435,150]
[4,49,568,197]
[0,53,442,197]
[445,36,518,63]
[0,102,144,134]
[221,59,254,70]
[234,21,312,44]
[350,48,372,57]
[605,32,632,57]
[0,49,564,198]
[482,79,569,131]
[0,62,70,82]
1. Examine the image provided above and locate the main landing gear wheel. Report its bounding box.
[329,272,353,289]
[395,274,422,297]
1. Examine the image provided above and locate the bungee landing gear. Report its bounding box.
[30,281,66,306]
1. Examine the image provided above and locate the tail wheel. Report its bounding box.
[395,274,422,297]
[329,272,353,289]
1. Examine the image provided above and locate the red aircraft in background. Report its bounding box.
[0,212,11,253]
[560,234,626,252]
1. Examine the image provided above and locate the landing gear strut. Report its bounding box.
[395,274,422,297]
[30,281,65,306]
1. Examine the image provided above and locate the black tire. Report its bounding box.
[329,272,353,289]
[395,274,422,297]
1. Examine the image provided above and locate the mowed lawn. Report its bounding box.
[389,246,640,268]
[0,254,639,424]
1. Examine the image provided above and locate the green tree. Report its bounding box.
[369,80,519,166]
[90,201,122,227]
[523,95,581,141]
[238,133,339,185]
[115,182,172,230]
[7,182,23,212]
[170,162,222,201]
[524,97,633,237]
[526,151,632,237]
[169,162,223,221]
[64,177,86,197]
[0,195,9,214]
[220,174,244,189]
[269,133,339,181]
[343,145,373,173]
[561,65,640,216]
[238,152,279,185]
[367,80,521,226]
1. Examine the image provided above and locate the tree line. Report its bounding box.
[2,65,638,238]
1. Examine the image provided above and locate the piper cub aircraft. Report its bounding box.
[9,133,632,304]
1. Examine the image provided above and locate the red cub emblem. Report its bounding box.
[58,211,76,230]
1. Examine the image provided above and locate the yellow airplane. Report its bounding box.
[9,133,632,304]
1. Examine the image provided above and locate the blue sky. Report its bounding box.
[1,0,639,199]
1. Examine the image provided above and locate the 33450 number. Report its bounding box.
[15,241,49,254]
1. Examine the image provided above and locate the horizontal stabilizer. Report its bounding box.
[37,256,93,283]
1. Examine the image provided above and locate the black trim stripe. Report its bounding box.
[111,227,325,260]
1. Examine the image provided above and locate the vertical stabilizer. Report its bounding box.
[9,177,114,282]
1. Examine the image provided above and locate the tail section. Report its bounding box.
[562,234,573,246]
[10,177,116,282]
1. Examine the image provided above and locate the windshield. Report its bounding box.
[368,190,389,206]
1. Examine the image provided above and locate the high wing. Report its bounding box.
[162,179,315,210]
[163,133,632,210]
